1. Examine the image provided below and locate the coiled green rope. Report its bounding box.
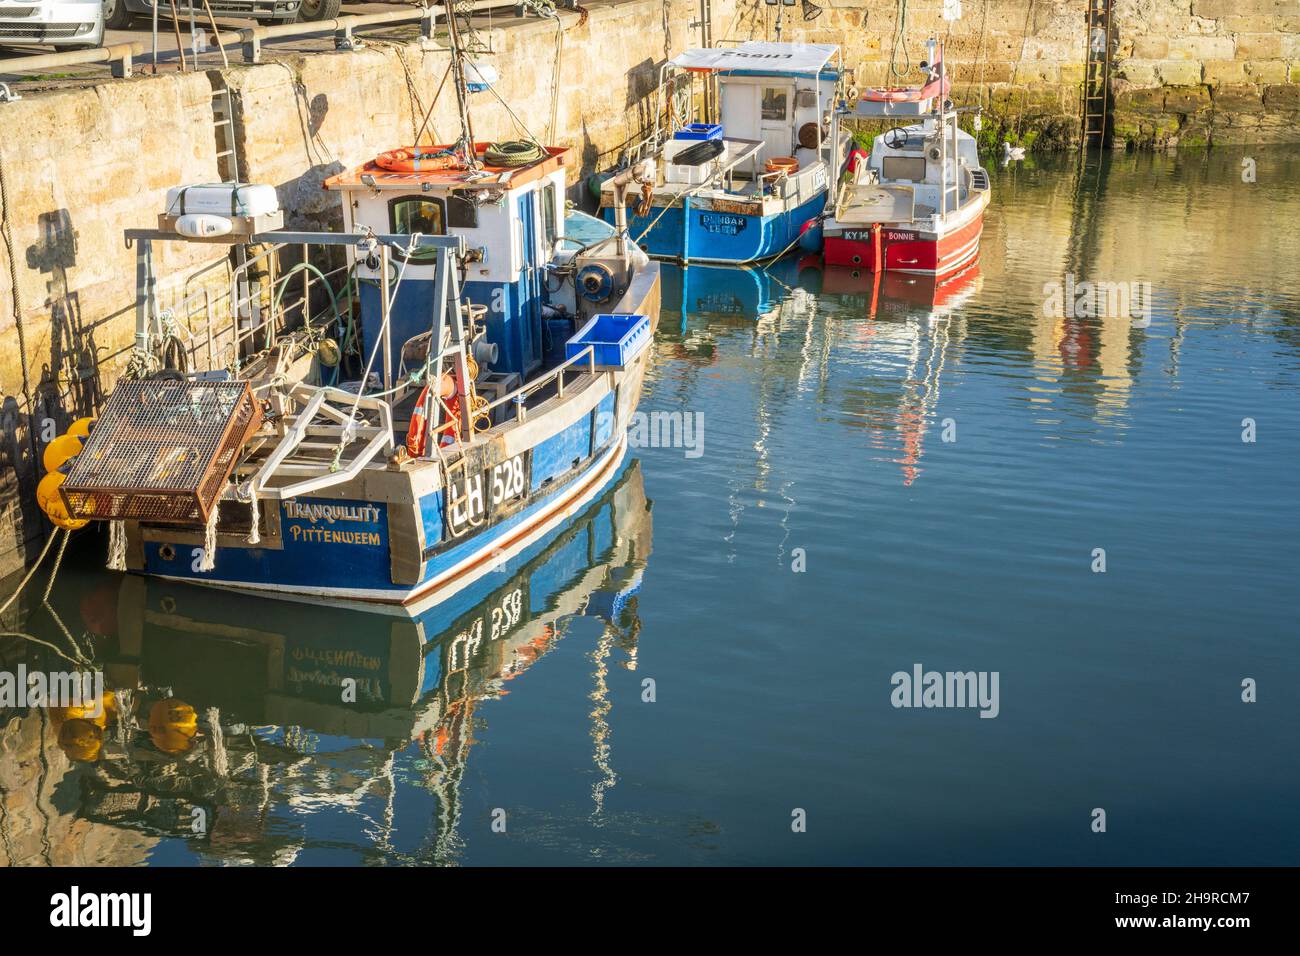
[484,140,546,167]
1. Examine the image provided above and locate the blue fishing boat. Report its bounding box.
[49,39,661,609]
[599,41,849,264]
[84,462,652,860]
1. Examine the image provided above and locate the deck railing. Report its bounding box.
[478,344,599,425]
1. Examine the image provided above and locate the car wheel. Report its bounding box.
[102,0,133,30]
[296,0,341,22]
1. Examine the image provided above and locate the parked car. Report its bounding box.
[0,0,104,50]
[294,0,339,20]
[101,0,306,29]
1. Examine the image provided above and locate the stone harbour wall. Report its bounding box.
[1111,0,1300,147]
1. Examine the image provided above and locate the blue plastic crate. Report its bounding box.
[673,123,723,142]
[565,313,651,369]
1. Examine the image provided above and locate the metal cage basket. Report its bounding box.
[60,379,262,525]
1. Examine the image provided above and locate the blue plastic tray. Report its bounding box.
[673,123,723,142]
[565,313,651,369]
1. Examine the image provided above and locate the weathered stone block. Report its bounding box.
[1132,37,1170,60]
[1113,87,1168,114]
[1171,36,1237,60]
[1244,60,1289,83]
[1166,85,1214,114]
[1235,33,1283,59]
[1157,61,1204,86]
[1213,84,1267,111]
[1263,83,1300,108]
[1203,60,1248,86]
[1114,61,1159,86]
[1059,63,1087,87]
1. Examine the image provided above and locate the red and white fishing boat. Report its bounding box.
[823,39,990,278]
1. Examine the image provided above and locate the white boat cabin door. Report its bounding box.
[719,77,796,164]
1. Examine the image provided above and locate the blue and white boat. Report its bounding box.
[59,136,660,607]
[600,41,848,264]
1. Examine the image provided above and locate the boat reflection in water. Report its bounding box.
[23,461,651,866]
[661,255,981,488]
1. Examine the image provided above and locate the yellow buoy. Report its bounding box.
[57,718,104,762]
[42,490,89,531]
[67,416,95,439]
[149,698,198,737]
[41,433,83,474]
[35,471,66,512]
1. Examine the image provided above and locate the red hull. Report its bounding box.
[824,212,984,278]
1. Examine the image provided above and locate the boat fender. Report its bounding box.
[798,218,824,253]
[175,214,234,239]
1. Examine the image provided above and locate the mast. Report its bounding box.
[443,0,479,169]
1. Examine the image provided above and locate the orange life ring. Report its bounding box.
[765,156,800,175]
[405,374,458,458]
[376,147,463,174]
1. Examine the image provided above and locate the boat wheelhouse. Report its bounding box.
[600,41,848,265]
[823,40,990,278]
[52,140,660,607]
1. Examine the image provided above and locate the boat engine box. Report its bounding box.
[664,138,724,186]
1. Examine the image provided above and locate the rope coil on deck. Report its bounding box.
[484,140,545,167]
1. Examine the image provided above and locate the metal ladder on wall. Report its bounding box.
[1081,0,1113,148]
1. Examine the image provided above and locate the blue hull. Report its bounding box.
[605,190,827,264]
[140,432,629,606]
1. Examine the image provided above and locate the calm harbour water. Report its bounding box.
[3,148,1298,866]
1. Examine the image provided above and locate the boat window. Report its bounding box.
[761,88,788,121]
[542,183,558,246]
[388,196,446,260]
[882,156,927,182]
[562,209,616,248]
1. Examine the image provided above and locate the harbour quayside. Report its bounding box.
[600,40,849,265]
[33,33,661,609]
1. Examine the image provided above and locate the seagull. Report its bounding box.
[1003,142,1026,162]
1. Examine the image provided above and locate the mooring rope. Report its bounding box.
[199,499,220,572]
[106,520,127,571]
[0,529,93,667]
[889,0,912,79]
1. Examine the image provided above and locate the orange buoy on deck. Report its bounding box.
[765,156,800,176]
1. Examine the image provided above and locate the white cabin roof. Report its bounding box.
[670,42,838,76]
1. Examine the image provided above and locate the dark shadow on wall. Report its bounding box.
[27,209,103,431]
[276,161,347,233]
[0,393,41,579]
[1,208,105,576]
